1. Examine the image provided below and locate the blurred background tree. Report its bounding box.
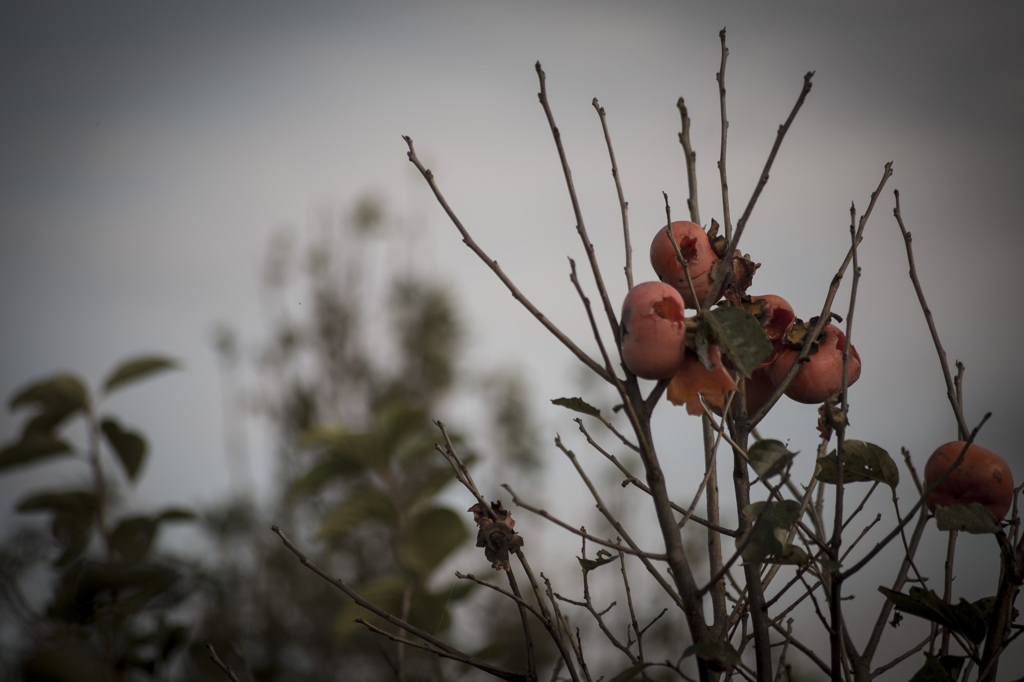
[182,194,546,680]
[0,193,546,681]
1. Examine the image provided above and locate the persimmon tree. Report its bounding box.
[269,31,1023,682]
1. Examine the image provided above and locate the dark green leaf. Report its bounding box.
[111,516,158,565]
[9,373,89,429]
[102,355,178,395]
[399,506,468,575]
[908,653,966,682]
[607,663,654,682]
[934,503,1001,534]
[156,507,196,523]
[879,586,987,645]
[705,306,772,379]
[818,440,898,487]
[298,426,376,468]
[100,418,147,481]
[18,489,98,515]
[578,549,617,572]
[738,500,801,564]
[694,320,712,370]
[749,439,796,479]
[0,431,73,473]
[550,397,601,418]
[682,641,742,668]
[319,489,395,540]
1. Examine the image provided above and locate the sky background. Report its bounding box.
[3,0,1024,677]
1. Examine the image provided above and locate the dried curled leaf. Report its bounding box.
[469,501,524,571]
[667,346,738,416]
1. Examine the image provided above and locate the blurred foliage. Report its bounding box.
[180,194,544,680]
[0,194,544,680]
[0,356,195,680]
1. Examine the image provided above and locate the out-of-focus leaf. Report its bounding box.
[879,586,987,645]
[9,373,89,431]
[908,653,965,682]
[319,489,395,541]
[818,440,898,487]
[18,489,98,515]
[551,397,601,418]
[112,515,158,565]
[288,453,366,500]
[102,355,178,395]
[705,306,772,379]
[682,641,742,670]
[156,508,196,523]
[399,506,468,575]
[578,549,617,573]
[934,503,1001,534]
[298,426,375,468]
[607,663,654,682]
[100,418,147,481]
[0,431,73,473]
[749,440,796,479]
[738,500,802,564]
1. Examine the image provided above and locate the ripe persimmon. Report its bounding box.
[650,221,720,309]
[767,324,860,404]
[619,282,687,380]
[924,441,1014,520]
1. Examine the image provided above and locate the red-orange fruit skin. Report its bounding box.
[620,282,687,380]
[924,441,1014,520]
[750,294,795,367]
[767,324,861,404]
[650,221,720,308]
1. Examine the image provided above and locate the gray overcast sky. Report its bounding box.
[2,1,1024,676]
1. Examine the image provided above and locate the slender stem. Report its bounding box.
[403,136,613,383]
[677,97,701,224]
[716,28,733,242]
[892,190,971,440]
[593,98,633,290]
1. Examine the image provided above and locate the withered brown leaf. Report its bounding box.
[468,501,524,571]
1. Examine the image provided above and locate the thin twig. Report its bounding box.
[271,525,530,682]
[206,644,241,682]
[536,62,621,351]
[593,98,633,290]
[716,28,733,242]
[404,135,612,383]
[677,97,701,224]
[892,190,971,439]
[704,70,816,308]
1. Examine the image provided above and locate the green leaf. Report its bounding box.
[934,503,1001,534]
[607,663,654,682]
[682,641,742,669]
[102,355,178,395]
[705,306,772,379]
[9,373,89,430]
[111,516,158,565]
[749,440,796,479]
[399,506,468,575]
[908,653,966,682]
[156,507,197,523]
[578,549,617,572]
[100,418,147,481]
[17,490,99,565]
[879,586,987,645]
[18,489,98,515]
[297,426,375,469]
[0,431,73,473]
[738,500,802,564]
[319,489,396,541]
[818,440,898,487]
[550,397,601,418]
